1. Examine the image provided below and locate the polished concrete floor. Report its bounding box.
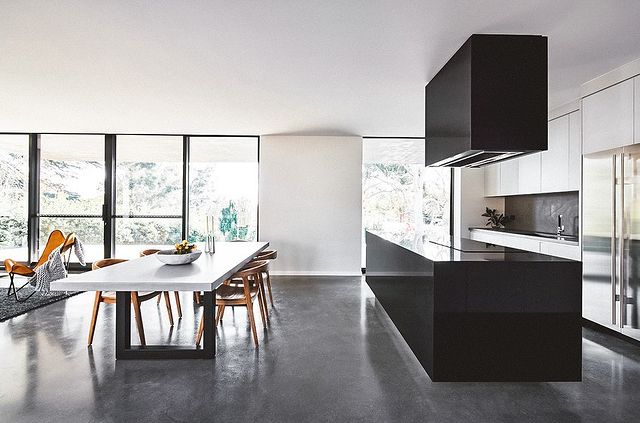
[1,276,640,422]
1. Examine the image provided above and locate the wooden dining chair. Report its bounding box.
[254,249,277,306]
[4,230,76,302]
[196,260,269,347]
[87,258,172,347]
[139,249,182,319]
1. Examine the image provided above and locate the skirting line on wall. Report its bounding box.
[365,271,433,277]
[270,271,363,277]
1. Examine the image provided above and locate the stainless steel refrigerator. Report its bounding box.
[583,145,640,340]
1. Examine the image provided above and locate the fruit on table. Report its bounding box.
[175,240,197,255]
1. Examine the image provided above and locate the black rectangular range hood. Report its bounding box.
[425,34,548,167]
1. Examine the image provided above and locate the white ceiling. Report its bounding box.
[1,0,640,136]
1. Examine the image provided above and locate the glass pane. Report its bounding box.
[40,134,105,215]
[189,137,258,241]
[363,138,451,252]
[116,136,183,216]
[0,135,29,262]
[39,217,103,262]
[115,217,181,259]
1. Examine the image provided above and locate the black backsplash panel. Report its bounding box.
[504,192,579,236]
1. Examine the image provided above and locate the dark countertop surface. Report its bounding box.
[468,226,579,244]
[367,231,576,263]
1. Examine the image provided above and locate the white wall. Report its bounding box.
[259,136,362,275]
[454,168,504,238]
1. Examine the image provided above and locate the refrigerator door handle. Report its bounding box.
[612,154,617,325]
[619,153,626,329]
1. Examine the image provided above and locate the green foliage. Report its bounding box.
[481,207,513,228]
[219,201,239,241]
[363,162,450,249]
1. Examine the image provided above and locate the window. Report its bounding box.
[189,137,258,241]
[0,135,29,261]
[39,134,105,262]
[115,136,183,258]
[362,138,451,257]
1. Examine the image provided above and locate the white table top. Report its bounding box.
[50,242,269,292]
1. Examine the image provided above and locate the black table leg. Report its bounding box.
[115,290,216,359]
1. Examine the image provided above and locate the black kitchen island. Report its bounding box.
[365,231,582,382]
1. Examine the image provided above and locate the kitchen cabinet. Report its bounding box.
[484,163,500,196]
[541,115,569,192]
[485,111,579,197]
[582,78,634,154]
[469,229,580,260]
[499,159,519,195]
[568,111,582,190]
[517,153,541,194]
[635,76,640,145]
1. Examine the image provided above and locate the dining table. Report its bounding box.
[51,241,269,360]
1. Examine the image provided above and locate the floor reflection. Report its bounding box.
[2,278,640,422]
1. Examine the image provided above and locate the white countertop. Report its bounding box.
[469,228,579,246]
[50,241,269,292]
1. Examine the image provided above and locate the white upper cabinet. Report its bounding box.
[541,115,570,192]
[635,76,640,145]
[499,159,519,196]
[484,109,580,197]
[568,111,582,190]
[582,79,634,154]
[518,153,541,194]
[484,163,500,196]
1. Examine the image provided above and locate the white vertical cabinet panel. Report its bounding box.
[582,79,634,154]
[499,159,519,196]
[484,163,501,196]
[568,111,582,190]
[541,115,569,193]
[635,76,640,145]
[518,153,541,194]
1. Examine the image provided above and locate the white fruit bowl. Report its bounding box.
[155,250,202,265]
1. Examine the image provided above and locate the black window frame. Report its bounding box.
[0,131,260,271]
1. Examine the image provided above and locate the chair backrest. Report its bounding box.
[61,233,76,254]
[256,250,277,260]
[35,230,67,268]
[140,249,160,257]
[234,260,269,279]
[92,258,128,270]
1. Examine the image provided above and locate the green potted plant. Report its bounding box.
[482,207,514,229]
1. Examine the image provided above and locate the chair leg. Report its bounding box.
[131,292,146,346]
[7,273,15,296]
[87,291,102,346]
[194,291,201,305]
[196,312,205,346]
[257,290,267,329]
[8,273,36,302]
[216,305,225,326]
[174,291,182,318]
[246,298,259,347]
[157,294,162,305]
[265,271,274,306]
[163,292,174,326]
[258,274,269,322]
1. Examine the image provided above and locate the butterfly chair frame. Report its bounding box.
[4,230,76,302]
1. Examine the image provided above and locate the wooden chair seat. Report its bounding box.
[88,258,174,347]
[196,260,269,347]
[100,291,160,302]
[216,284,259,303]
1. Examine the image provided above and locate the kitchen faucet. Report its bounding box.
[557,214,565,236]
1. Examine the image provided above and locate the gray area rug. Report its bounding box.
[0,286,81,322]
